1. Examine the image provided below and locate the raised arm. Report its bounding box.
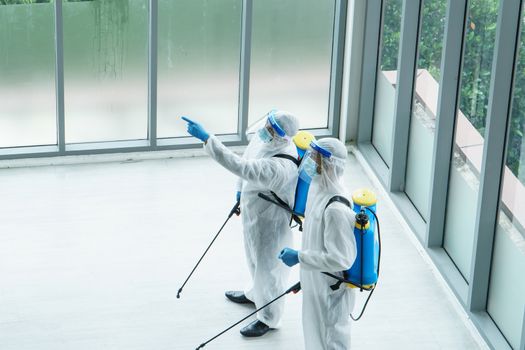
[205,135,296,192]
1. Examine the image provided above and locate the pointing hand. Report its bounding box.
[181,116,210,142]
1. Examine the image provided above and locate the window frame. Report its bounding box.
[0,0,347,160]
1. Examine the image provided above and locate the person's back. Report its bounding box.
[279,138,357,349]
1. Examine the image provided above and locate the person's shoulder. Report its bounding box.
[324,196,354,217]
[274,143,298,157]
[270,152,300,168]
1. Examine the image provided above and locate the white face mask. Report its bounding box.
[258,127,273,143]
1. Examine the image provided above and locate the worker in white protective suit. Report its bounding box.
[278,137,357,350]
[182,110,299,337]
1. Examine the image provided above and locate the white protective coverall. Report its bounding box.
[204,111,299,328]
[298,138,357,349]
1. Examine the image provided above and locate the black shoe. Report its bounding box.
[225,291,254,305]
[240,320,274,337]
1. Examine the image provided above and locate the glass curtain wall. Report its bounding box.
[404,0,447,221]
[157,0,242,138]
[372,0,402,167]
[0,0,340,155]
[0,0,57,148]
[487,4,525,347]
[248,0,335,129]
[442,0,499,282]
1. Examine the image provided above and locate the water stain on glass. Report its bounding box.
[92,0,130,79]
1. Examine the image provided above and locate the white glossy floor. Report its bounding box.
[0,149,488,350]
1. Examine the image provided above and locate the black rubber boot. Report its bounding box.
[224,291,254,305]
[240,320,274,337]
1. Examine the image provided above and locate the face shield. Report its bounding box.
[298,141,345,184]
[246,110,288,143]
[299,141,331,181]
[246,115,267,140]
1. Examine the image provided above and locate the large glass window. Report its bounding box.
[372,0,402,167]
[0,0,57,148]
[157,0,242,139]
[405,0,447,221]
[248,0,335,129]
[443,0,499,282]
[63,0,148,144]
[487,5,525,348]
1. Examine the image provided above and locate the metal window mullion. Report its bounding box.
[237,0,253,144]
[426,0,468,248]
[343,0,366,142]
[356,0,382,144]
[387,0,421,192]
[467,0,522,312]
[328,0,348,137]
[54,0,65,153]
[148,0,158,148]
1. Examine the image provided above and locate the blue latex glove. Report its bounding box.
[236,191,241,202]
[181,116,210,142]
[278,248,299,267]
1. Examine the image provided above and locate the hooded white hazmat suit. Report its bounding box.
[204,111,299,327]
[298,138,357,349]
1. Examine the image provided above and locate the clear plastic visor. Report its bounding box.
[298,142,345,175]
[298,148,323,175]
[246,110,287,140]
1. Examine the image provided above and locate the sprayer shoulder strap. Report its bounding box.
[272,153,300,167]
[323,195,353,291]
[269,191,291,210]
[262,191,303,231]
[258,154,302,230]
[325,195,351,210]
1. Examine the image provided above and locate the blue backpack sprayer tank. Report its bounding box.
[291,131,316,217]
[348,188,379,288]
[323,188,381,321]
